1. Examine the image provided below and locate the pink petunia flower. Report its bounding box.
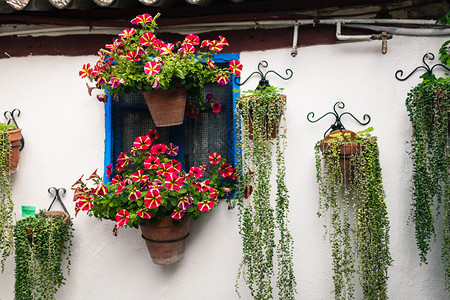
[140,32,156,46]
[134,136,152,150]
[126,52,140,62]
[208,153,221,165]
[137,209,153,219]
[131,170,149,183]
[115,209,130,227]
[211,101,221,113]
[229,60,243,77]
[79,63,92,78]
[189,166,203,178]
[132,13,153,25]
[144,189,162,209]
[186,104,199,119]
[197,200,215,212]
[146,129,159,142]
[119,28,136,39]
[171,208,185,220]
[144,155,160,170]
[128,187,142,201]
[184,34,200,45]
[151,144,167,155]
[164,173,185,191]
[144,61,161,76]
[216,73,229,85]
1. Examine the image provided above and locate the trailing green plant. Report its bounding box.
[405,78,449,288]
[235,86,296,299]
[315,127,392,300]
[14,211,73,300]
[0,122,16,272]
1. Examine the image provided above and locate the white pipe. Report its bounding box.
[0,18,447,37]
[336,20,373,41]
[291,22,299,57]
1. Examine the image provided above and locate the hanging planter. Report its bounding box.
[142,88,187,127]
[7,127,22,173]
[237,89,286,140]
[73,129,237,265]
[79,12,242,127]
[320,129,362,186]
[139,216,191,265]
[14,210,73,300]
[405,78,450,288]
[315,127,392,299]
[235,86,296,299]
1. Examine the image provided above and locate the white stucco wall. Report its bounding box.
[0,35,448,299]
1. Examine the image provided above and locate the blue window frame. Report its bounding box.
[104,53,240,180]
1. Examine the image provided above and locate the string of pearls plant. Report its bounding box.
[235,86,296,299]
[315,128,392,299]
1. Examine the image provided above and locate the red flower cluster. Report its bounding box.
[72,130,237,235]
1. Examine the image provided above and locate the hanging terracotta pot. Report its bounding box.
[139,216,191,265]
[7,128,22,174]
[25,211,70,239]
[142,88,187,127]
[320,129,361,186]
[240,94,286,140]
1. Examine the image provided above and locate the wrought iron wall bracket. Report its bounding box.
[395,53,450,81]
[48,187,70,216]
[4,108,24,151]
[235,60,293,90]
[307,101,371,136]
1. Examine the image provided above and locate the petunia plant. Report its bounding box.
[186,92,222,119]
[79,12,243,102]
[72,129,237,235]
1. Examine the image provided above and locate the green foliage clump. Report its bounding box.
[405,78,449,289]
[0,125,14,272]
[315,128,392,299]
[235,86,296,299]
[14,211,74,300]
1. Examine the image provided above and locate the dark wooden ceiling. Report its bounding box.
[0,0,448,27]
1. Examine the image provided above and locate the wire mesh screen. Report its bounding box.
[110,78,234,170]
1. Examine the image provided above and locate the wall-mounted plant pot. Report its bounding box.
[7,128,22,174]
[320,129,361,186]
[25,211,70,240]
[139,216,191,265]
[240,94,286,140]
[142,88,187,127]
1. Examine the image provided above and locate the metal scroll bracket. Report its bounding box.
[307,101,371,137]
[4,108,24,151]
[395,53,450,81]
[234,60,293,90]
[48,187,70,216]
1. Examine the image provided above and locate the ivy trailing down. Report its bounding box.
[315,128,392,300]
[235,86,296,300]
[14,211,73,300]
[0,123,15,272]
[405,78,449,288]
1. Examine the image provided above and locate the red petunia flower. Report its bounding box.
[144,189,162,209]
[186,104,199,119]
[211,101,221,113]
[115,209,130,227]
[208,153,221,165]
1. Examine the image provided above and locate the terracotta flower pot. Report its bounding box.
[142,88,187,127]
[320,129,361,186]
[240,94,286,140]
[25,211,70,239]
[7,128,22,173]
[139,216,191,265]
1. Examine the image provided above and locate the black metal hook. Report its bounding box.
[395,53,450,81]
[234,60,293,90]
[48,187,70,216]
[307,101,371,137]
[4,109,24,151]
